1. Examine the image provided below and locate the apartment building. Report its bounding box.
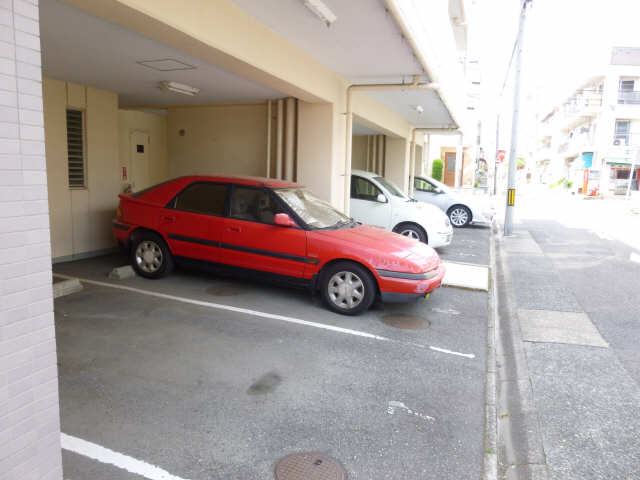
[536,46,640,196]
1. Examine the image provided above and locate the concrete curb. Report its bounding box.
[53,278,83,299]
[483,222,498,480]
[493,224,550,480]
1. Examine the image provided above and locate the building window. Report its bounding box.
[614,120,631,146]
[618,80,639,104]
[66,109,85,188]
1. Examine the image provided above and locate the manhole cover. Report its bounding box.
[275,453,346,480]
[205,284,243,296]
[381,314,430,330]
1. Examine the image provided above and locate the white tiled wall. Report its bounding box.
[0,0,63,479]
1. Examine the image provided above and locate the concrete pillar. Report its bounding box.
[0,1,63,478]
[385,136,411,193]
[284,97,296,181]
[455,134,464,188]
[297,101,344,208]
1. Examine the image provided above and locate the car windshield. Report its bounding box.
[373,176,409,199]
[275,187,351,229]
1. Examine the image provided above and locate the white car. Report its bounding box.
[413,175,494,228]
[350,170,453,248]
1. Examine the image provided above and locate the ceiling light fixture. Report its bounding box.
[158,81,200,96]
[301,0,337,27]
[414,105,424,114]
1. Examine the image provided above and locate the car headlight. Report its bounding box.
[444,217,451,228]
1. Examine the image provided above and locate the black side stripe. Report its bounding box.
[167,233,217,247]
[167,233,318,264]
[113,222,131,231]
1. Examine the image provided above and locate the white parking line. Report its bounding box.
[53,273,475,359]
[61,433,190,480]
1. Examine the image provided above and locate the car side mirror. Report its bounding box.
[435,188,444,194]
[274,213,298,227]
[376,193,388,203]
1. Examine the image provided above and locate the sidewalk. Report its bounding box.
[493,226,640,480]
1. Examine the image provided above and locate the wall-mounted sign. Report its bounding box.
[496,150,506,164]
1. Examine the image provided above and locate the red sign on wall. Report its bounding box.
[122,166,127,180]
[496,150,506,164]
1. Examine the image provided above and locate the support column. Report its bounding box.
[297,101,343,207]
[0,1,63,478]
[284,97,296,181]
[455,134,464,188]
[385,137,411,193]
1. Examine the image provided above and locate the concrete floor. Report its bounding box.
[54,227,490,480]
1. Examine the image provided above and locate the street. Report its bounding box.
[495,188,640,479]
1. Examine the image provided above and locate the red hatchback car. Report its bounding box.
[113,175,445,315]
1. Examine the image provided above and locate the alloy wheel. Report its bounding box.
[400,228,420,240]
[450,207,469,227]
[327,271,365,309]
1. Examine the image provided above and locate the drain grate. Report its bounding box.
[381,314,430,330]
[275,453,346,480]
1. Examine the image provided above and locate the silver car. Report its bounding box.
[413,175,494,228]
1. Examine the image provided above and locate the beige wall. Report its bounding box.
[118,110,169,190]
[385,137,410,193]
[167,104,268,178]
[44,78,120,260]
[351,136,368,171]
[44,79,171,260]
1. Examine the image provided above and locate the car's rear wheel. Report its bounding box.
[393,222,427,243]
[130,231,174,279]
[320,261,376,315]
[448,205,471,227]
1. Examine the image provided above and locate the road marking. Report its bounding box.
[53,274,476,359]
[630,252,640,264]
[387,401,435,421]
[428,346,475,358]
[61,433,190,480]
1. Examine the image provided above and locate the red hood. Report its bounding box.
[309,224,440,273]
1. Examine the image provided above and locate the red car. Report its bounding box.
[113,176,445,315]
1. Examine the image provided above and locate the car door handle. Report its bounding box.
[160,215,176,223]
[226,226,242,233]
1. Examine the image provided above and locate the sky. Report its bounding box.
[473,0,640,156]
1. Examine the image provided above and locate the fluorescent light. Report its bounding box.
[158,81,200,96]
[302,0,337,27]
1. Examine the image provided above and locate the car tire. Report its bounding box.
[448,205,471,228]
[320,261,376,315]
[130,231,174,279]
[393,222,427,243]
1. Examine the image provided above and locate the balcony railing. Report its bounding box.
[562,90,603,114]
[618,90,640,105]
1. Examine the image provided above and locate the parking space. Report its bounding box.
[53,227,490,480]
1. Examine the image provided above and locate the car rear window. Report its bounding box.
[174,182,229,216]
[131,179,174,198]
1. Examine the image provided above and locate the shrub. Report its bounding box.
[432,158,444,181]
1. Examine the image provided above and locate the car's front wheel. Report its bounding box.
[448,205,471,227]
[320,261,376,315]
[130,231,174,279]
[393,222,427,243]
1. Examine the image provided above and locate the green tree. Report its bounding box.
[431,158,444,181]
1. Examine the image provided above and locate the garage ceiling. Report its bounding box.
[231,0,455,128]
[40,0,285,106]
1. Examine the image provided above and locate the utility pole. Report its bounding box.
[493,114,500,195]
[504,0,531,236]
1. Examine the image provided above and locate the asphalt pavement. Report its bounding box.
[494,191,640,480]
[53,225,491,480]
